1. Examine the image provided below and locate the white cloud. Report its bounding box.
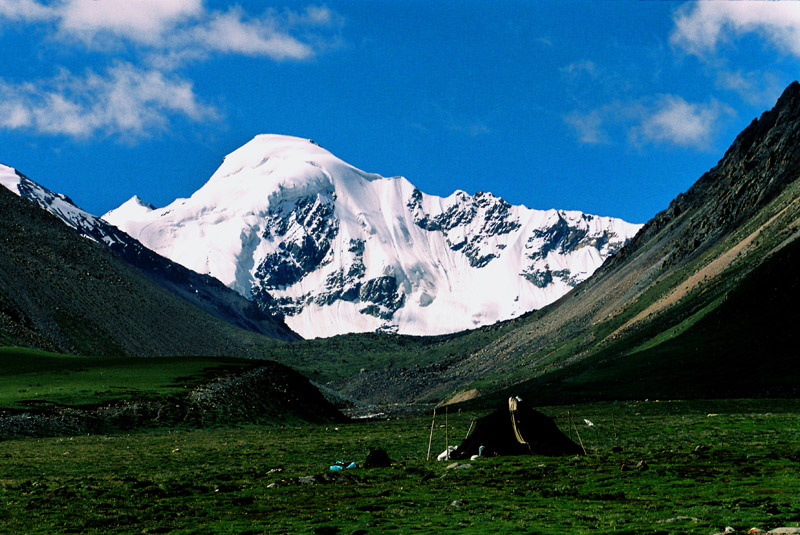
[629,95,734,150]
[0,2,343,138]
[671,1,800,57]
[0,1,338,61]
[566,95,733,151]
[0,0,54,21]
[564,109,609,144]
[187,7,313,60]
[715,68,784,107]
[560,60,598,80]
[58,0,202,45]
[286,6,344,28]
[0,63,216,139]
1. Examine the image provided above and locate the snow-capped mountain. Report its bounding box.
[0,164,299,341]
[104,134,642,338]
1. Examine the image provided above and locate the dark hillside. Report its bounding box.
[0,186,283,357]
[474,231,800,407]
[7,169,298,342]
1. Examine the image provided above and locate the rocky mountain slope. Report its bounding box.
[0,183,293,356]
[0,356,345,440]
[104,135,641,338]
[0,166,298,343]
[332,81,800,405]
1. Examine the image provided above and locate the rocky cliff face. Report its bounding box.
[104,134,642,338]
[606,81,800,274]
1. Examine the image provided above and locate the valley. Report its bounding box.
[2,75,800,535]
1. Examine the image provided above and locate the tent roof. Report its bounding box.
[452,398,583,459]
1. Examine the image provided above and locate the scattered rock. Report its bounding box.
[714,526,800,535]
[450,500,464,508]
[264,471,362,488]
[445,463,471,470]
[659,516,700,524]
[364,448,391,468]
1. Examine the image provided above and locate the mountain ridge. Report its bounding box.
[328,81,800,405]
[104,134,642,338]
[0,178,297,356]
[0,165,298,343]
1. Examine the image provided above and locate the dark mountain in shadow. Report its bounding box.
[2,169,298,343]
[0,184,293,356]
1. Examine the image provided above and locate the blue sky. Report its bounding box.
[1,1,800,224]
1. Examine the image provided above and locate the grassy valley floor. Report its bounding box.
[1,398,799,534]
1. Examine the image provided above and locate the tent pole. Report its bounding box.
[445,405,449,459]
[568,410,587,456]
[426,408,436,461]
[464,418,476,439]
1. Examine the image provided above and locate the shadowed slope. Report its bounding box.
[0,185,287,357]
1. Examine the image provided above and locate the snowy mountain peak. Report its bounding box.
[104,135,643,338]
[130,195,155,209]
[104,195,156,222]
[0,164,22,193]
[1,164,106,241]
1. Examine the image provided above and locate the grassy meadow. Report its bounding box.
[1,398,799,534]
[0,347,261,411]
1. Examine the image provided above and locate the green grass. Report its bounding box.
[623,294,727,357]
[1,399,799,534]
[256,321,519,384]
[0,347,258,410]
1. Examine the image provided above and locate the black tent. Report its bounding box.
[451,397,583,459]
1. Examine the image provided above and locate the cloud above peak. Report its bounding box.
[0,62,217,139]
[0,0,53,21]
[185,7,314,60]
[565,95,733,152]
[1,0,334,61]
